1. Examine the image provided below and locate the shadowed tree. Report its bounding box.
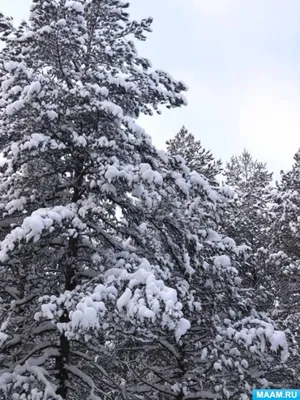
[223,149,272,249]
[166,126,222,184]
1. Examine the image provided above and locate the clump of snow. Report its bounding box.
[21,133,49,151]
[206,229,221,242]
[140,164,163,185]
[65,1,84,13]
[183,252,195,275]
[26,81,41,97]
[214,255,231,268]
[267,329,289,361]
[234,276,242,286]
[105,165,119,183]
[6,99,24,115]
[3,61,18,72]
[5,197,27,214]
[46,110,58,120]
[175,318,190,341]
[100,100,123,118]
[56,18,67,26]
[213,362,222,371]
[116,288,132,312]
[71,307,98,330]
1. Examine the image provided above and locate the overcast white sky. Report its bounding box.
[2,0,300,175]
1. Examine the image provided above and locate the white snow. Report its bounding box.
[138,305,155,319]
[139,222,147,232]
[0,206,75,261]
[56,18,67,26]
[175,318,191,341]
[140,164,163,185]
[200,347,208,361]
[78,307,98,329]
[214,255,231,268]
[6,99,24,115]
[4,61,18,72]
[234,276,242,286]
[5,197,27,214]
[65,1,84,13]
[21,133,49,151]
[206,229,221,242]
[26,81,42,97]
[116,288,132,312]
[213,362,222,371]
[100,101,123,118]
[268,330,289,361]
[105,165,119,183]
[183,252,195,275]
[46,110,58,120]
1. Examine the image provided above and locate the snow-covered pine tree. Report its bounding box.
[221,150,274,294]
[223,149,272,250]
[166,126,222,184]
[266,149,300,339]
[0,2,296,399]
[0,2,188,398]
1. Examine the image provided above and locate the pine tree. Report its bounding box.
[272,149,300,258]
[223,149,272,249]
[222,150,273,303]
[0,2,296,399]
[266,149,300,338]
[166,126,222,183]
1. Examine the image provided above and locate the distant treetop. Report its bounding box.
[166,126,222,183]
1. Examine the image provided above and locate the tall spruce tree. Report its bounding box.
[0,2,296,399]
[223,149,272,250]
[222,150,274,308]
[166,126,222,183]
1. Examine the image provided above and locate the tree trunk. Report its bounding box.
[55,160,83,397]
[55,237,78,398]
